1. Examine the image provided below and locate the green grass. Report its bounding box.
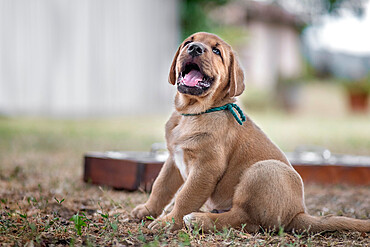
[0,116,166,152]
[0,111,368,157]
[250,111,370,155]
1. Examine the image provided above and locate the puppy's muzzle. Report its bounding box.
[187,43,204,57]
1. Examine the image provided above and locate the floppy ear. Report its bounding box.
[168,44,182,85]
[228,51,245,97]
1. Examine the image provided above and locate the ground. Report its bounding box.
[1,84,370,246]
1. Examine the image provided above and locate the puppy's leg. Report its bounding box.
[131,158,183,219]
[185,160,306,232]
[148,161,222,230]
[184,207,260,232]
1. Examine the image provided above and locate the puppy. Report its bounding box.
[132,32,370,233]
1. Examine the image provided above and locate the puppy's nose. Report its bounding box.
[187,43,204,57]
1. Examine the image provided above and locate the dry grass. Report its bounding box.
[1,175,369,246]
[0,111,369,246]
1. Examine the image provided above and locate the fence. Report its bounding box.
[0,0,179,117]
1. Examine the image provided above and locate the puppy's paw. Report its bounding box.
[131,204,153,219]
[183,212,214,231]
[148,215,182,232]
[183,213,196,228]
[147,219,164,231]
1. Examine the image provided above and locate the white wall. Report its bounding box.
[242,21,302,90]
[0,0,179,117]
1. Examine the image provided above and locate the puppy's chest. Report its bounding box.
[170,128,194,181]
[169,120,210,181]
[173,145,188,180]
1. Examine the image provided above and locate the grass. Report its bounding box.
[0,109,369,245]
[249,111,370,155]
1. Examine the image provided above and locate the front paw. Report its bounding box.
[131,204,154,219]
[183,212,214,231]
[148,215,182,232]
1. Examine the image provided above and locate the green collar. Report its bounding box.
[181,103,246,125]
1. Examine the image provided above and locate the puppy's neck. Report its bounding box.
[174,93,235,115]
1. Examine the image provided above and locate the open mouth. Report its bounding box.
[178,63,213,90]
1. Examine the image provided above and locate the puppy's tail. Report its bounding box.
[287,213,370,233]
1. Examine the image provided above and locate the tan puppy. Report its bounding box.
[131,32,370,233]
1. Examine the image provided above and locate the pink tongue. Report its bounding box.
[182,70,203,87]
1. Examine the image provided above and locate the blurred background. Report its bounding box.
[0,0,369,159]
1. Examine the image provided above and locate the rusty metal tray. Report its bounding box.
[83,145,370,191]
[286,146,370,186]
[84,144,168,191]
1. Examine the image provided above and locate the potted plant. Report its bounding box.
[343,76,370,112]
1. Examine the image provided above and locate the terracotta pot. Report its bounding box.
[348,91,368,112]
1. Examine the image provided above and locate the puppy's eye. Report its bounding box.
[212,48,221,56]
[183,41,192,47]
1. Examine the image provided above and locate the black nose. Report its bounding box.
[187,43,204,57]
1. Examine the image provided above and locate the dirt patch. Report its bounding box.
[0,116,369,245]
[1,169,369,246]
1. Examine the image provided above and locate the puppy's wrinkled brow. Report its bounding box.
[214,43,224,64]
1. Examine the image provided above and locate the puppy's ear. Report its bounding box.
[228,51,245,97]
[168,44,182,85]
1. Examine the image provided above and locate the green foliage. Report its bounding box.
[325,0,365,16]
[146,215,155,221]
[54,197,65,204]
[137,220,147,243]
[180,0,228,40]
[69,213,87,236]
[278,226,285,237]
[342,74,370,94]
[178,231,191,246]
[143,239,160,247]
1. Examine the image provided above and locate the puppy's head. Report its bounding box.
[168,32,244,98]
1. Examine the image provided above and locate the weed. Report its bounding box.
[137,220,147,243]
[146,215,155,221]
[278,225,285,236]
[143,238,160,247]
[69,213,87,236]
[54,197,65,204]
[178,230,191,246]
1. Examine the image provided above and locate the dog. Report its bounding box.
[131,32,370,233]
